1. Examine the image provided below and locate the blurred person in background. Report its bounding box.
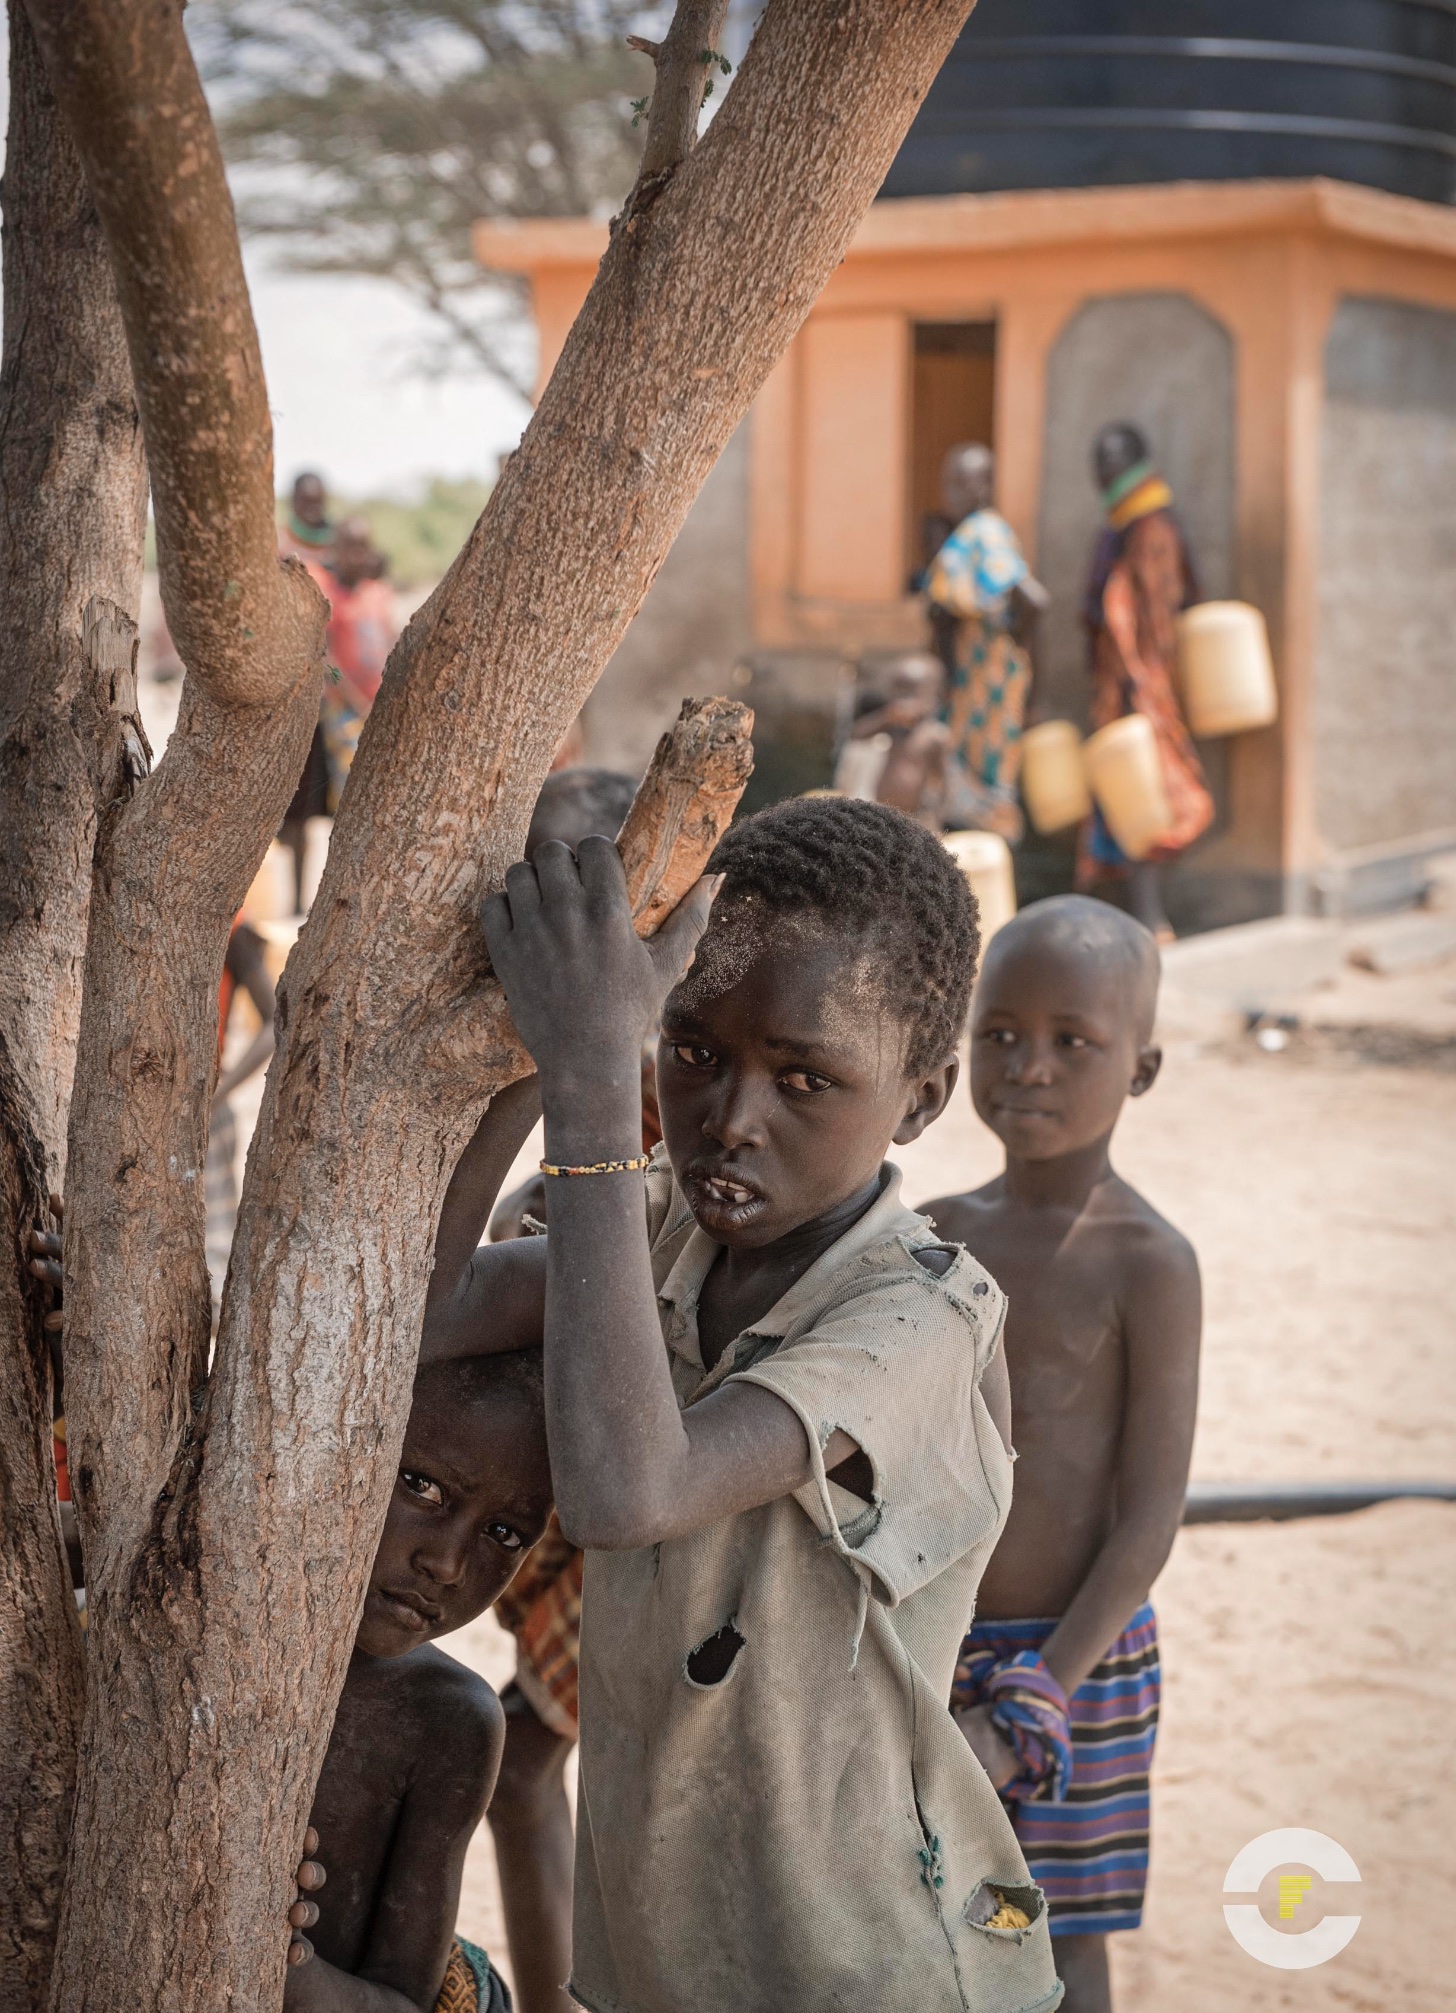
[927,443,1048,843]
[280,468,336,564]
[278,470,337,911]
[835,652,951,830]
[1079,423,1213,943]
[312,516,400,812]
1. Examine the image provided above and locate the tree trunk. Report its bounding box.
[30,2,977,2006]
[0,6,148,2000]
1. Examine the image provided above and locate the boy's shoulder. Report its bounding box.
[344,1645,503,1779]
[919,1176,1002,1240]
[780,1199,1007,1379]
[1087,1171,1199,1282]
[924,1172,1197,1279]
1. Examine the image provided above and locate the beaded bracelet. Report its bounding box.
[539,1154,652,1178]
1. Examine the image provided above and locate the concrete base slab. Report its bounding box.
[1346,911,1456,976]
[1159,914,1343,1015]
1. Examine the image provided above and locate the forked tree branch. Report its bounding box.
[35,4,977,2004]
[627,0,730,188]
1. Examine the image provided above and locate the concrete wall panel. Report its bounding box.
[796,312,908,603]
[1315,297,1456,853]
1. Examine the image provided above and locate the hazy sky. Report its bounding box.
[246,255,532,498]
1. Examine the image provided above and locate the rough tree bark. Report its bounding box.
[25,2,976,2007]
[0,7,148,2000]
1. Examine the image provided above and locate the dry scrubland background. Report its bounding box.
[442,977,1456,2012]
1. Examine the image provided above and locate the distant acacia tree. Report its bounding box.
[199,0,654,396]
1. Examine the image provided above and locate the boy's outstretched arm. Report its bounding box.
[1036,1230,1201,1696]
[483,840,841,1552]
[419,1073,547,1369]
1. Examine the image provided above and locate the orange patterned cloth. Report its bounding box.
[492,1512,583,1739]
[1079,506,1214,882]
[434,1942,479,2013]
[434,1938,509,2012]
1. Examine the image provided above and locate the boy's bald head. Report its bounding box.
[970,897,1163,1165]
[981,895,1160,1041]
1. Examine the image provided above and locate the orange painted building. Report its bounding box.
[478,177,1456,926]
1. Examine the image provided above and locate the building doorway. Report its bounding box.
[910,322,997,580]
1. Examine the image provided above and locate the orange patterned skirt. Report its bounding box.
[492,1512,583,1740]
[435,1937,509,2011]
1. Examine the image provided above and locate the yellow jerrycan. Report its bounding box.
[1175,600,1278,737]
[943,829,1017,944]
[1020,719,1092,833]
[1084,714,1171,861]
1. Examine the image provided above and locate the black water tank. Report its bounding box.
[883,0,1456,206]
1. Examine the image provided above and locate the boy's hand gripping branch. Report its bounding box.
[423,698,753,1335]
[438,696,753,1093]
[481,696,752,1125]
[482,847,718,1112]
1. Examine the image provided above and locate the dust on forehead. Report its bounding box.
[672,898,900,1039]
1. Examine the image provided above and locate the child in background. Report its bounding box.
[426,797,1063,2013]
[285,1251,552,2012]
[310,517,400,811]
[922,896,1201,2013]
[836,651,952,831]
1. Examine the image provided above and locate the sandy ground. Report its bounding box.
[436,994,1456,2010]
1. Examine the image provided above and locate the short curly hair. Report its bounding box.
[705,796,980,1074]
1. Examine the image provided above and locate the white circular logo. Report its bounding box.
[1223,1828,1362,1969]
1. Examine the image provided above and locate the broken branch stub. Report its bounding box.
[620,695,753,936]
[444,695,752,1087]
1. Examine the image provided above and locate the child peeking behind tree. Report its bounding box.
[283,1268,552,2013]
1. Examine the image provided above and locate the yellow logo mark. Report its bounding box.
[1278,1875,1314,1920]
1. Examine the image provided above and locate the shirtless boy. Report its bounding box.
[923,896,1201,2013]
[425,796,1063,2013]
[285,1291,553,2013]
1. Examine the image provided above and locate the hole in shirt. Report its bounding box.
[826,1443,875,1502]
[912,1244,957,1278]
[684,1620,745,1687]
[964,1879,1045,1941]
